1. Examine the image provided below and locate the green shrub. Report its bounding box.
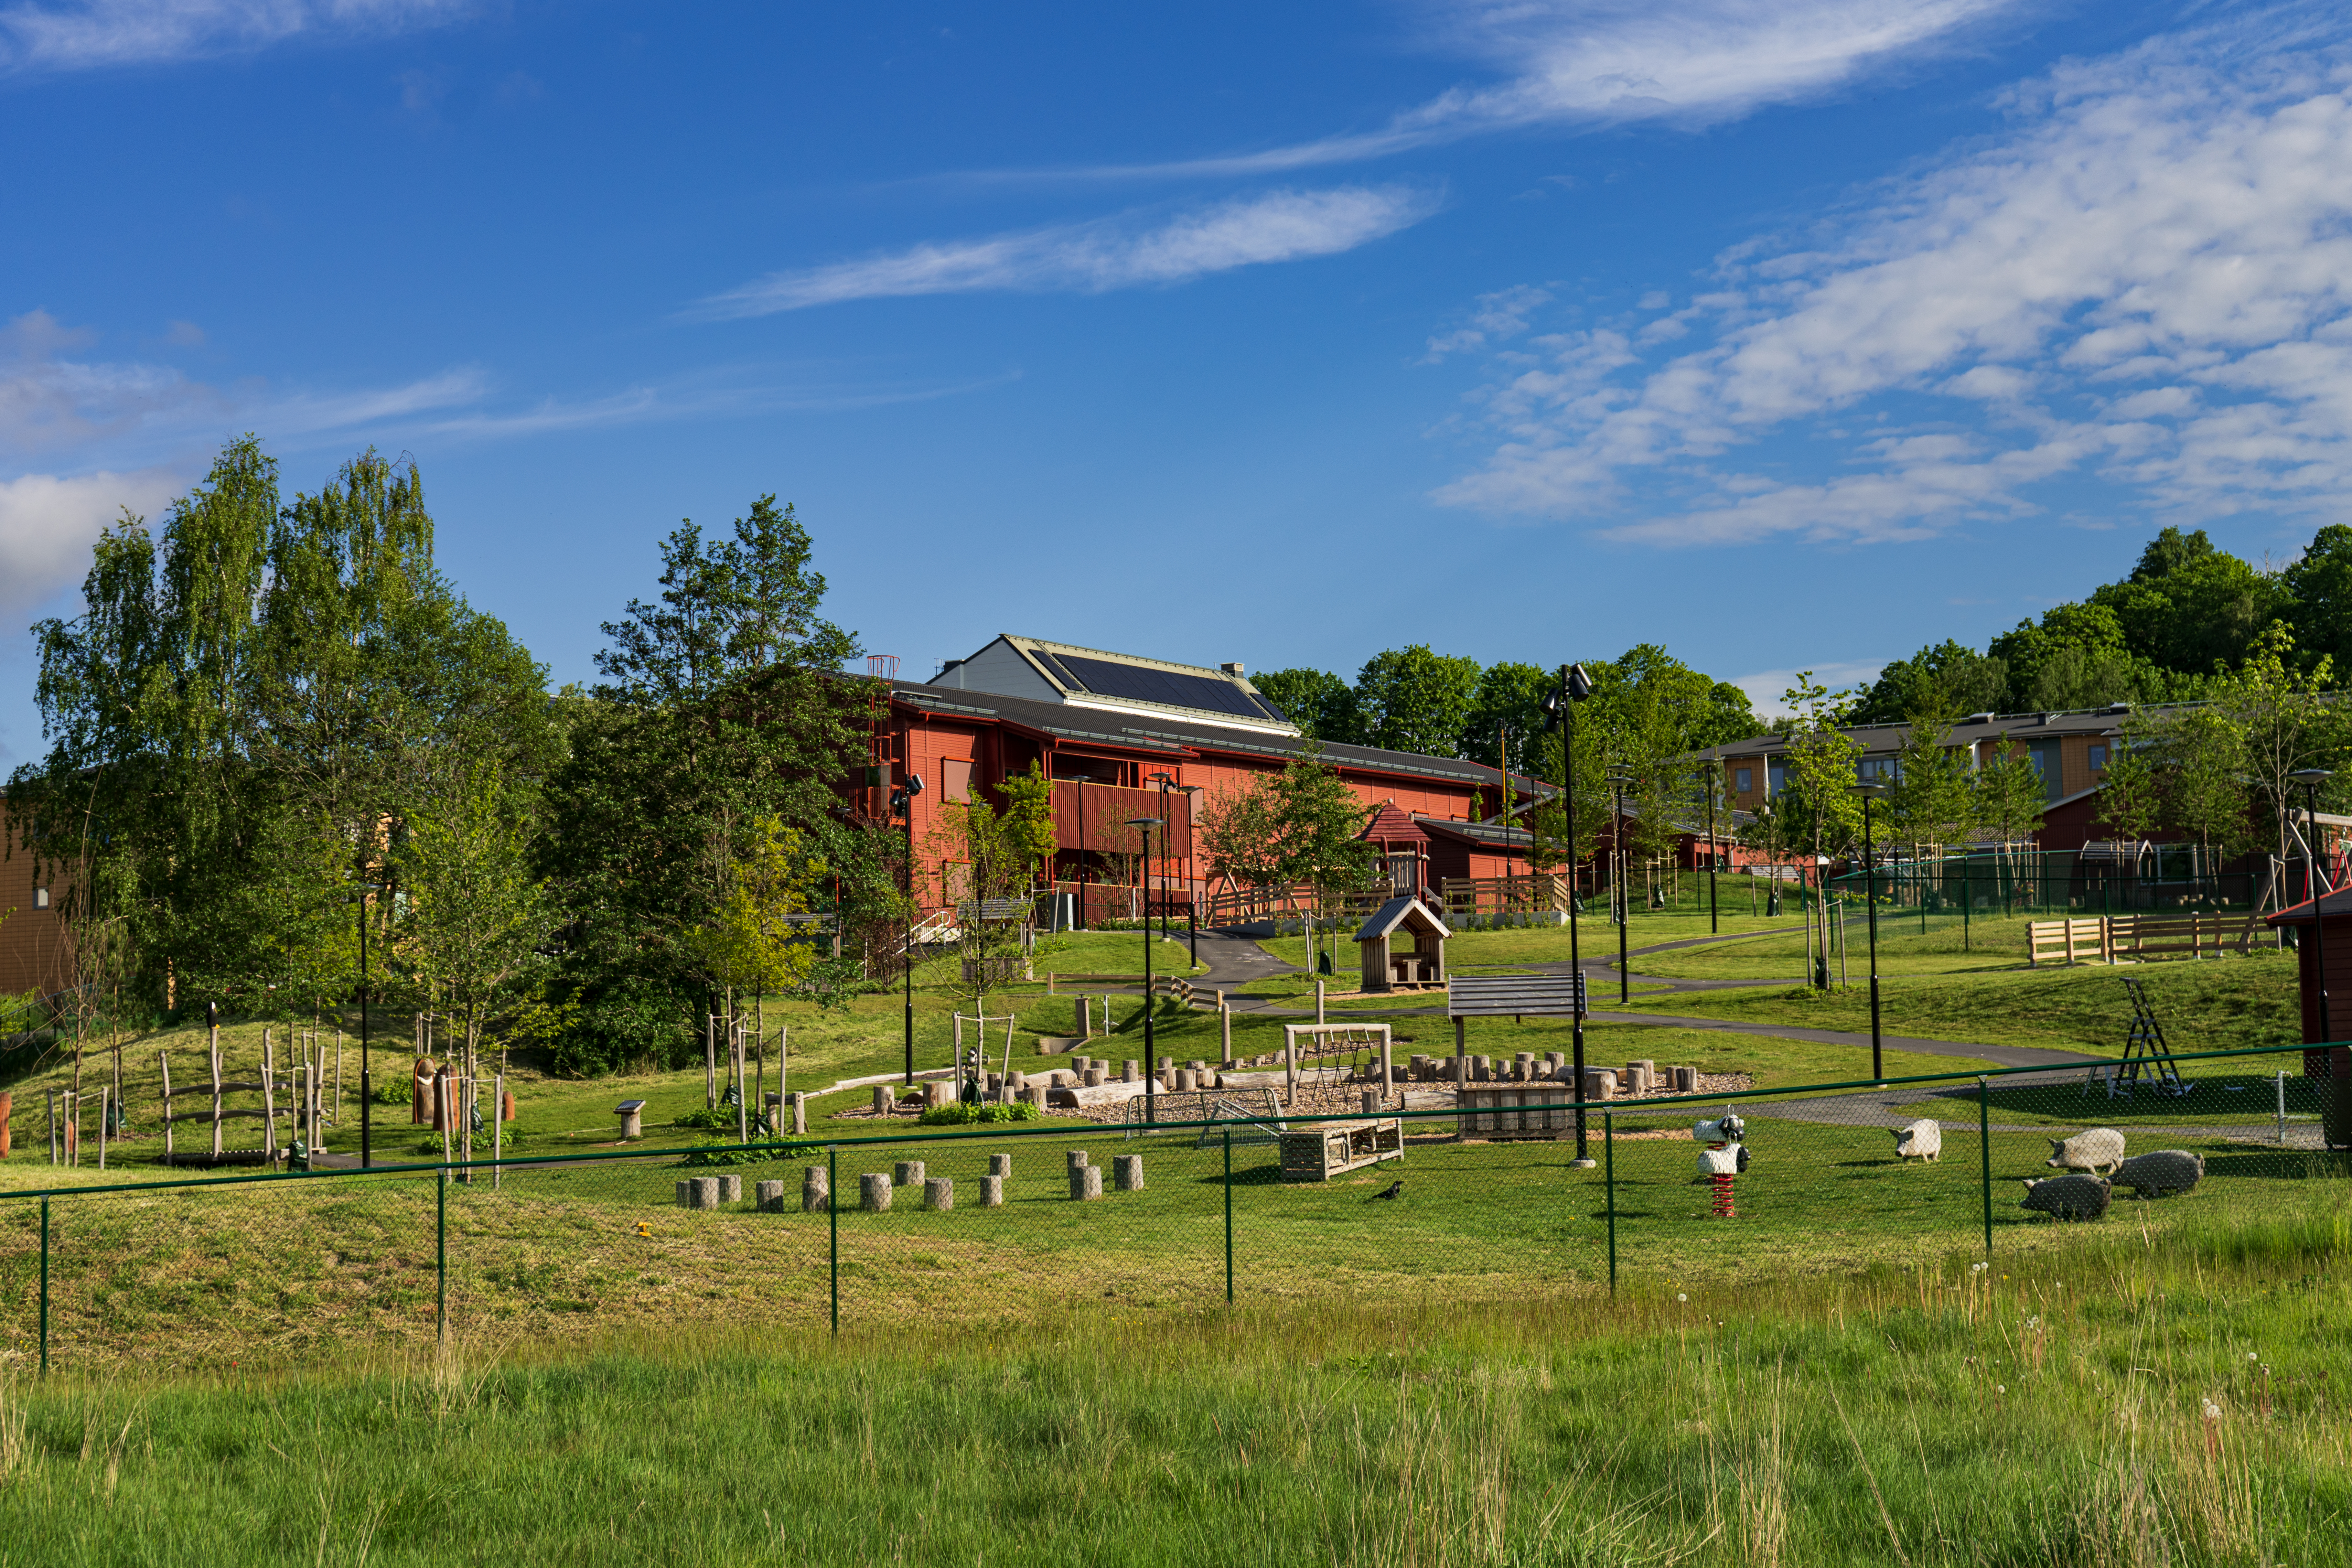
[917,1100,1039,1127]
[552,988,692,1076]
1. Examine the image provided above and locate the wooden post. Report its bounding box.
[96,1088,106,1170]
[705,1013,717,1108]
[159,1053,175,1160]
[46,1088,55,1165]
[736,1025,750,1143]
[262,1029,277,1165]
[1381,1031,1394,1094]
[1220,1003,1232,1065]
[1455,1016,1466,1057]
[1316,980,1325,1025]
[209,1029,223,1159]
[334,1028,343,1125]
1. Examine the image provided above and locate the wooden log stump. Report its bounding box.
[1123,1060,1139,1082]
[860,1173,893,1212]
[802,1166,830,1212]
[790,1092,808,1136]
[1672,1065,1699,1093]
[987,1152,1012,1178]
[1066,1149,1090,1173]
[1083,1068,1106,1088]
[894,1160,925,1187]
[1361,1090,1379,1116]
[689,1177,721,1210]
[719,1175,743,1203]
[980,1174,1005,1207]
[755,1180,787,1213]
[1069,1164,1103,1201]
[1113,1153,1144,1192]
[1021,1084,1047,1109]
[675,1179,695,1207]
[923,1177,954,1211]
[870,1086,894,1116]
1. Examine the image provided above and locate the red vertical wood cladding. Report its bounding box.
[1051,781,1193,860]
[0,815,68,995]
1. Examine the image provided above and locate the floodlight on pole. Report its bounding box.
[1129,816,1166,1122]
[1854,779,1890,1083]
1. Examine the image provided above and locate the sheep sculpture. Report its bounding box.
[2046,1128,2126,1175]
[1891,1119,1941,1163]
[2020,1174,2112,1222]
[2113,1149,2205,1198]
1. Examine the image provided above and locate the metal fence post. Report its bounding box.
[1603,1111,1617,1295]
[828,1144,840,1334]
[1223,1128,1234,1305]
[38,1195,50,1376]
[1978,1076,1993,1259]
[436,1165,448,1341]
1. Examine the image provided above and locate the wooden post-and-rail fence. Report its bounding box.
[2027,910,2262,966]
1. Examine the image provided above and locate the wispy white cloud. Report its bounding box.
[1423,284,1552,362]
[0,465,184,618]
[692,185,1441,318]
[965,0,2023,183]
[1433,15,2352,545]
[1731,660,1887,718]
[0,0,470,75]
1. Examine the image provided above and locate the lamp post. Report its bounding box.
[1547,664,1596,1168]
[1148,772,1176,948]
[2290,771,2337,1143]
[1703,761,1720,935]
[1129,816,1164,1123]
[1854,780,1889,1083]
[1608,767,1633,1005]
[893,774,925,1087]
[356,861,378,1170]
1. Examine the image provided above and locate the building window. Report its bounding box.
[1855,756,1901,783]
[33,887,49,910]
[2088,744,2107,773]
[1767,760,1786,798]
[1735,767,1753,794]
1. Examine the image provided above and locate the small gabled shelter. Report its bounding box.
[1355,895,1451,993]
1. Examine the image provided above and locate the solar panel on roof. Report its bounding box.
[1050,652,1268,720]
[1032,650,1086,690]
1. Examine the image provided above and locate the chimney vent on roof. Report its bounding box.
[1220,662,1245,677]
[2105,702,2132,715]
[1964,712,1995,726]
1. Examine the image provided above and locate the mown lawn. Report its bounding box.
[1622,947,2302,1057]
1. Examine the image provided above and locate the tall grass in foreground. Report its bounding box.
[0,1207,2346,1567]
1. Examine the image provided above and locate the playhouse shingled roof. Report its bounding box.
[1355,894,1450,943]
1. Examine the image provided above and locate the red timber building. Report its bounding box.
[850,636,1553,923]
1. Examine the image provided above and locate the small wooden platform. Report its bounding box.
[1279,1117,1404,1181]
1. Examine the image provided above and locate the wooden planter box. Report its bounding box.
[1278,1118,1404,1181]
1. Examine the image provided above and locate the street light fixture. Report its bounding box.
[1129,816,1166,1123]
[1608,767,1634,1005]
[1547,664,1596,1168]
[1854,780,1890,1083]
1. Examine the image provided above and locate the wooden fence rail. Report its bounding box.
[2027,911,2262,966]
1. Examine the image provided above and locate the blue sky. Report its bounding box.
[6,1,2352,765]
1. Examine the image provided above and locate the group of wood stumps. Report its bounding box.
[666,1148,1146,1214]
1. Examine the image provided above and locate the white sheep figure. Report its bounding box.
[1891,1119,1942,1163]
[2046,1128,2126,1175]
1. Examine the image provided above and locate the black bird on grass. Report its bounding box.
[1367,1180,1403,1202]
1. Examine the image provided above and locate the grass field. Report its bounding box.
[0,1205,2346,1566]
[1623,947,2302,1057]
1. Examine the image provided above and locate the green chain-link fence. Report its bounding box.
[3,1042,2343,1373]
